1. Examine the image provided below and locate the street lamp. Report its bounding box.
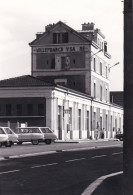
[108,62,120,72]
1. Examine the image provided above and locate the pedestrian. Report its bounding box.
[95,128,99,140]
[101,128,104,139]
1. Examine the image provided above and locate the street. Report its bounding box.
[0,141,123,195]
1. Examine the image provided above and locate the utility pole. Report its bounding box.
[124,0,133,194]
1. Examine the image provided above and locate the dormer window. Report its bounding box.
[53,32,68,43]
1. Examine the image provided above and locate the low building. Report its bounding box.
[0,75,123,140]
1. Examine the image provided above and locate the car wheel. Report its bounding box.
[119,137,123,141]
[17,141,23,145]
[45,139,51,144]
[0,142,2,147]
[5,141,12,147]
[32,140,39,145]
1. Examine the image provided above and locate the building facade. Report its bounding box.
[0,21,123,140]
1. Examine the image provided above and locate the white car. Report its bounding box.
[0,127,18,147]
[39,127,57,144]
[15,127,57,145]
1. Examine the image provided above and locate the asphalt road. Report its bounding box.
[0,140,122,159]
[0,143,123,195]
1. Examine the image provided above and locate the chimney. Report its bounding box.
[82,22,95,31]
[45,23,55,32]
[36,33,43,39]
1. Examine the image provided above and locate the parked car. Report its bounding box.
[0,127,18,147]
[14,127,57,145]
[39,127,57,144]
[116,133,123,141]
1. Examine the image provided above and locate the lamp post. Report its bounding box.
[108,62,120,72]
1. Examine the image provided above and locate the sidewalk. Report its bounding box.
[92,173,123,195]
[55,138,119,143]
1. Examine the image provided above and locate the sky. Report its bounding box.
[0,0,124,91]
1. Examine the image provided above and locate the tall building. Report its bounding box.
[29,21,111,103]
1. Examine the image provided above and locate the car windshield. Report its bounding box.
[4,128,13,134]
[0,128,5,134]
[40,128,52,133]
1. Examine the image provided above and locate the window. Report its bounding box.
[104,42,107,52]
[100,85,103,101]
[97,38,99,46]
[106,66,108,78]
[27,104,33,116]
[86,111,89,131]
[54,79,67,86]
[93,112,96,130]
[38,104,44,116]
[106,115,108,132]
[106,88,108,102]
[94,83,96,98]
[41,128,52,133]
[100,62,102,75]
[115,117,117,132]
[17,104,22,116]
[78,109,81,130]
[0,128,5,134]
[53,32,68,43]
[61,56,70,70]
[61,56,66,69]
[51,58,55,69]
[94,58,96,72]
[29,128,40,133]
[69,108,72,124]
[4,128,13,134]
[6,104,11,116]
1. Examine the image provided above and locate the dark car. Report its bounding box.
[116,133,123,141]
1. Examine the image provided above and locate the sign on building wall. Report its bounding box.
[33,46,85,53]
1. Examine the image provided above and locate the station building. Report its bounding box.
[0,21,123,140]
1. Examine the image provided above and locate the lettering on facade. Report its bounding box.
[33,46,84,53]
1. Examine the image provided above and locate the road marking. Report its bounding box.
[81,171,123,195]
[0,170,20,175]
[65,158,86,162]
[95,144,122,149]
[31,162,58,169]
[112,152,123,155]
[63,147,95,152]
[9,151,57,159]
[91,155,107,159]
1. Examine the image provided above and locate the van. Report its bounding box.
[0,127,18,147]
[15,127,57,145]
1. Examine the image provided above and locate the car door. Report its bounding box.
[41,127,56,140]
[19,128,31,141]
[4,127,18,143]
[0,128,8,142]
[31,128,43,141]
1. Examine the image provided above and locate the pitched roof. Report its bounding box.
[29,21,90,45]
[0,75,56,87]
